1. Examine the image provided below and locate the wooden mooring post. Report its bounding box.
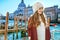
[4,12,9,40]
[14,16,18,39]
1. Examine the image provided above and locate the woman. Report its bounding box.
[28,2,51,40]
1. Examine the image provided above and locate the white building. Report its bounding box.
[9,0,33,20]
[44,6,58,22]
[57,9,60,22]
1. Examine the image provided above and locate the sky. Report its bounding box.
[0,0,60,16]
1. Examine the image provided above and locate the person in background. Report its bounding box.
[28,2,51,40]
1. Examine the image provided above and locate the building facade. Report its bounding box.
[57,9,60,22]
[9,0,33,20]
[9,0,60,23]
[44,6,59,22]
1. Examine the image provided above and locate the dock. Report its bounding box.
[0,12,28,40]
[0,27,27,34]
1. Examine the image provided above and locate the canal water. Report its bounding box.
[50,24,60,40]
[0,32,29,40]
[0,20,60,40]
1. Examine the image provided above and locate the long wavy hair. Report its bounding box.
[28,11,46,28]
